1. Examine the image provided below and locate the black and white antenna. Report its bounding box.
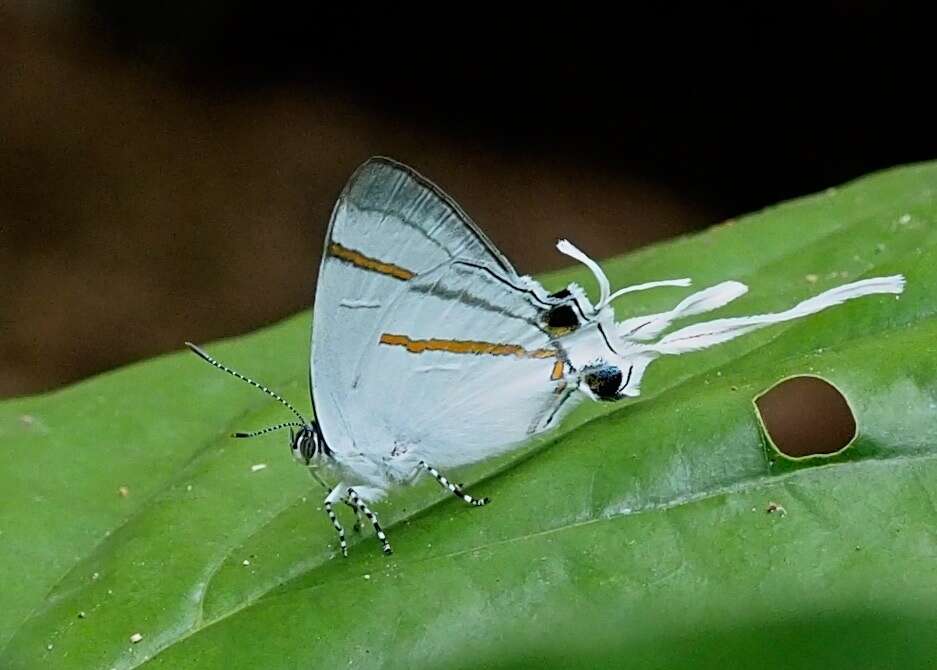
[185,342,307,438]
[233,421,305,438]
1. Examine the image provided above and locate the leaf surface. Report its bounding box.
[2,163,936,669]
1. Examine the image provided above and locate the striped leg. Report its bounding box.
[323,501,348,557]
[342,499,363,532]
[420,461,490,506]
[347,488,392,556]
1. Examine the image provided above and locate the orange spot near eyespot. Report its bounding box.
[380,333,556,359]
[328,242,415,281]
[551,359,565,380]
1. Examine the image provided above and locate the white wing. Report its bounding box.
[311,157,564,459]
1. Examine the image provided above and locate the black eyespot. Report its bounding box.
[584,365,623,401]
[545,304,580,329]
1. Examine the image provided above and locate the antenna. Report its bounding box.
[185,342,307,424]
[233,421,305,439]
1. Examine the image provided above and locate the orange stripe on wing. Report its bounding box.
[328,242,415,281]
[380,333,557,359]
[550,359,565,380]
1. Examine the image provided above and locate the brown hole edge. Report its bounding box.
[753,375,857,460]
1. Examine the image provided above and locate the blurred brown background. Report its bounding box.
[0,4,931,397]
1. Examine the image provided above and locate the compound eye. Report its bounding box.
[583,365,623,401]
[291,431,306,456]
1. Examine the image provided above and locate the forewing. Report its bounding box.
[311,158,526,451]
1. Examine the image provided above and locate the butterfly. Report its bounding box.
[187,157,905,556]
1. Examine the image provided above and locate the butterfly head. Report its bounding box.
[290,422,330,464]
[183,342,333,462]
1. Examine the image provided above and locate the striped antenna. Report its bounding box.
[185,342,307,424]
[233,421,305,439]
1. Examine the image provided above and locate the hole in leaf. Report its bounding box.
[754,375,857,459]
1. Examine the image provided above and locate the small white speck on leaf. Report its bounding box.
[251,464,267,472]
[118,486,130,498]
[766,502,787,516]
[899,214,912,224]
[78,611,86,619]
[92,572,100,581]
[363,574,371,580]
[805,273,818,283]
[47,644,53,651]
[186,484,193,492]
[242,559,251,566]
[130,632,143,644]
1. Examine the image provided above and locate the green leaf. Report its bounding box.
[3,162,936,669]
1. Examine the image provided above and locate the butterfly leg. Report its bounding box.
[420,461,490,506]
[347,488,392,555]
[342,499,363,532]
[323,499,348,557]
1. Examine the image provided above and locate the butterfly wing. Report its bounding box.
[311,157,560,455]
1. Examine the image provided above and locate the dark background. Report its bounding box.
[1,3,931,397]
